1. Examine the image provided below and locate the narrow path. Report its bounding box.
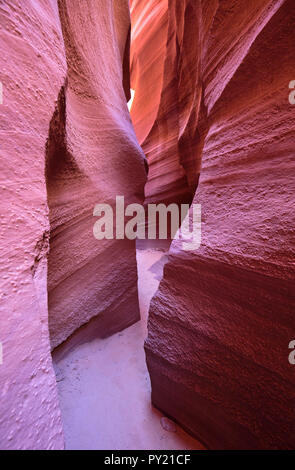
[53,248,204,450]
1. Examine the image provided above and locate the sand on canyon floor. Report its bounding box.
[53,248,204,450]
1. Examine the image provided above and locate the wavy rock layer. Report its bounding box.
[47,0,146,349]
[131,0,204,205]
[0,0,146,449]
[141,0,295,449]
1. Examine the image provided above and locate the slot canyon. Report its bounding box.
[0,0,294,451]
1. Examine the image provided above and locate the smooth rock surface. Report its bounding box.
[48,0,147,349]
[130,0,203,205]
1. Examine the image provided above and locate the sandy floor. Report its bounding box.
[53,249,205,450]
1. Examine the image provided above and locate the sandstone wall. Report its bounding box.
[47,0,146,349]
[131,0,203,205]
[138,0,295,449]
[0,0,66,450]
[0,0,146,449]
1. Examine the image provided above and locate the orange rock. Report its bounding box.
[130,0,204,206]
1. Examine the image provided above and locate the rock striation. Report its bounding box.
[130,0,203,206]
[138,0,295,449]
[0,0,66,450]
[0,0,146,449]
[47,0,146,349]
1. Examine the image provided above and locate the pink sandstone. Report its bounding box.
[0,0,146,449]
[47,0,146,349]
[0,0,66,450]
[1,0,295,451]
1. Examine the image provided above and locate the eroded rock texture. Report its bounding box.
[47,0,146,349]
[0,0,65,450]
[0,0,146,449]
[140,0,295,449]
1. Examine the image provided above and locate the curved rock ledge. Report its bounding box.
[47,0,146,349]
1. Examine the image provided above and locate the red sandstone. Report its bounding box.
[1,0,295,451]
